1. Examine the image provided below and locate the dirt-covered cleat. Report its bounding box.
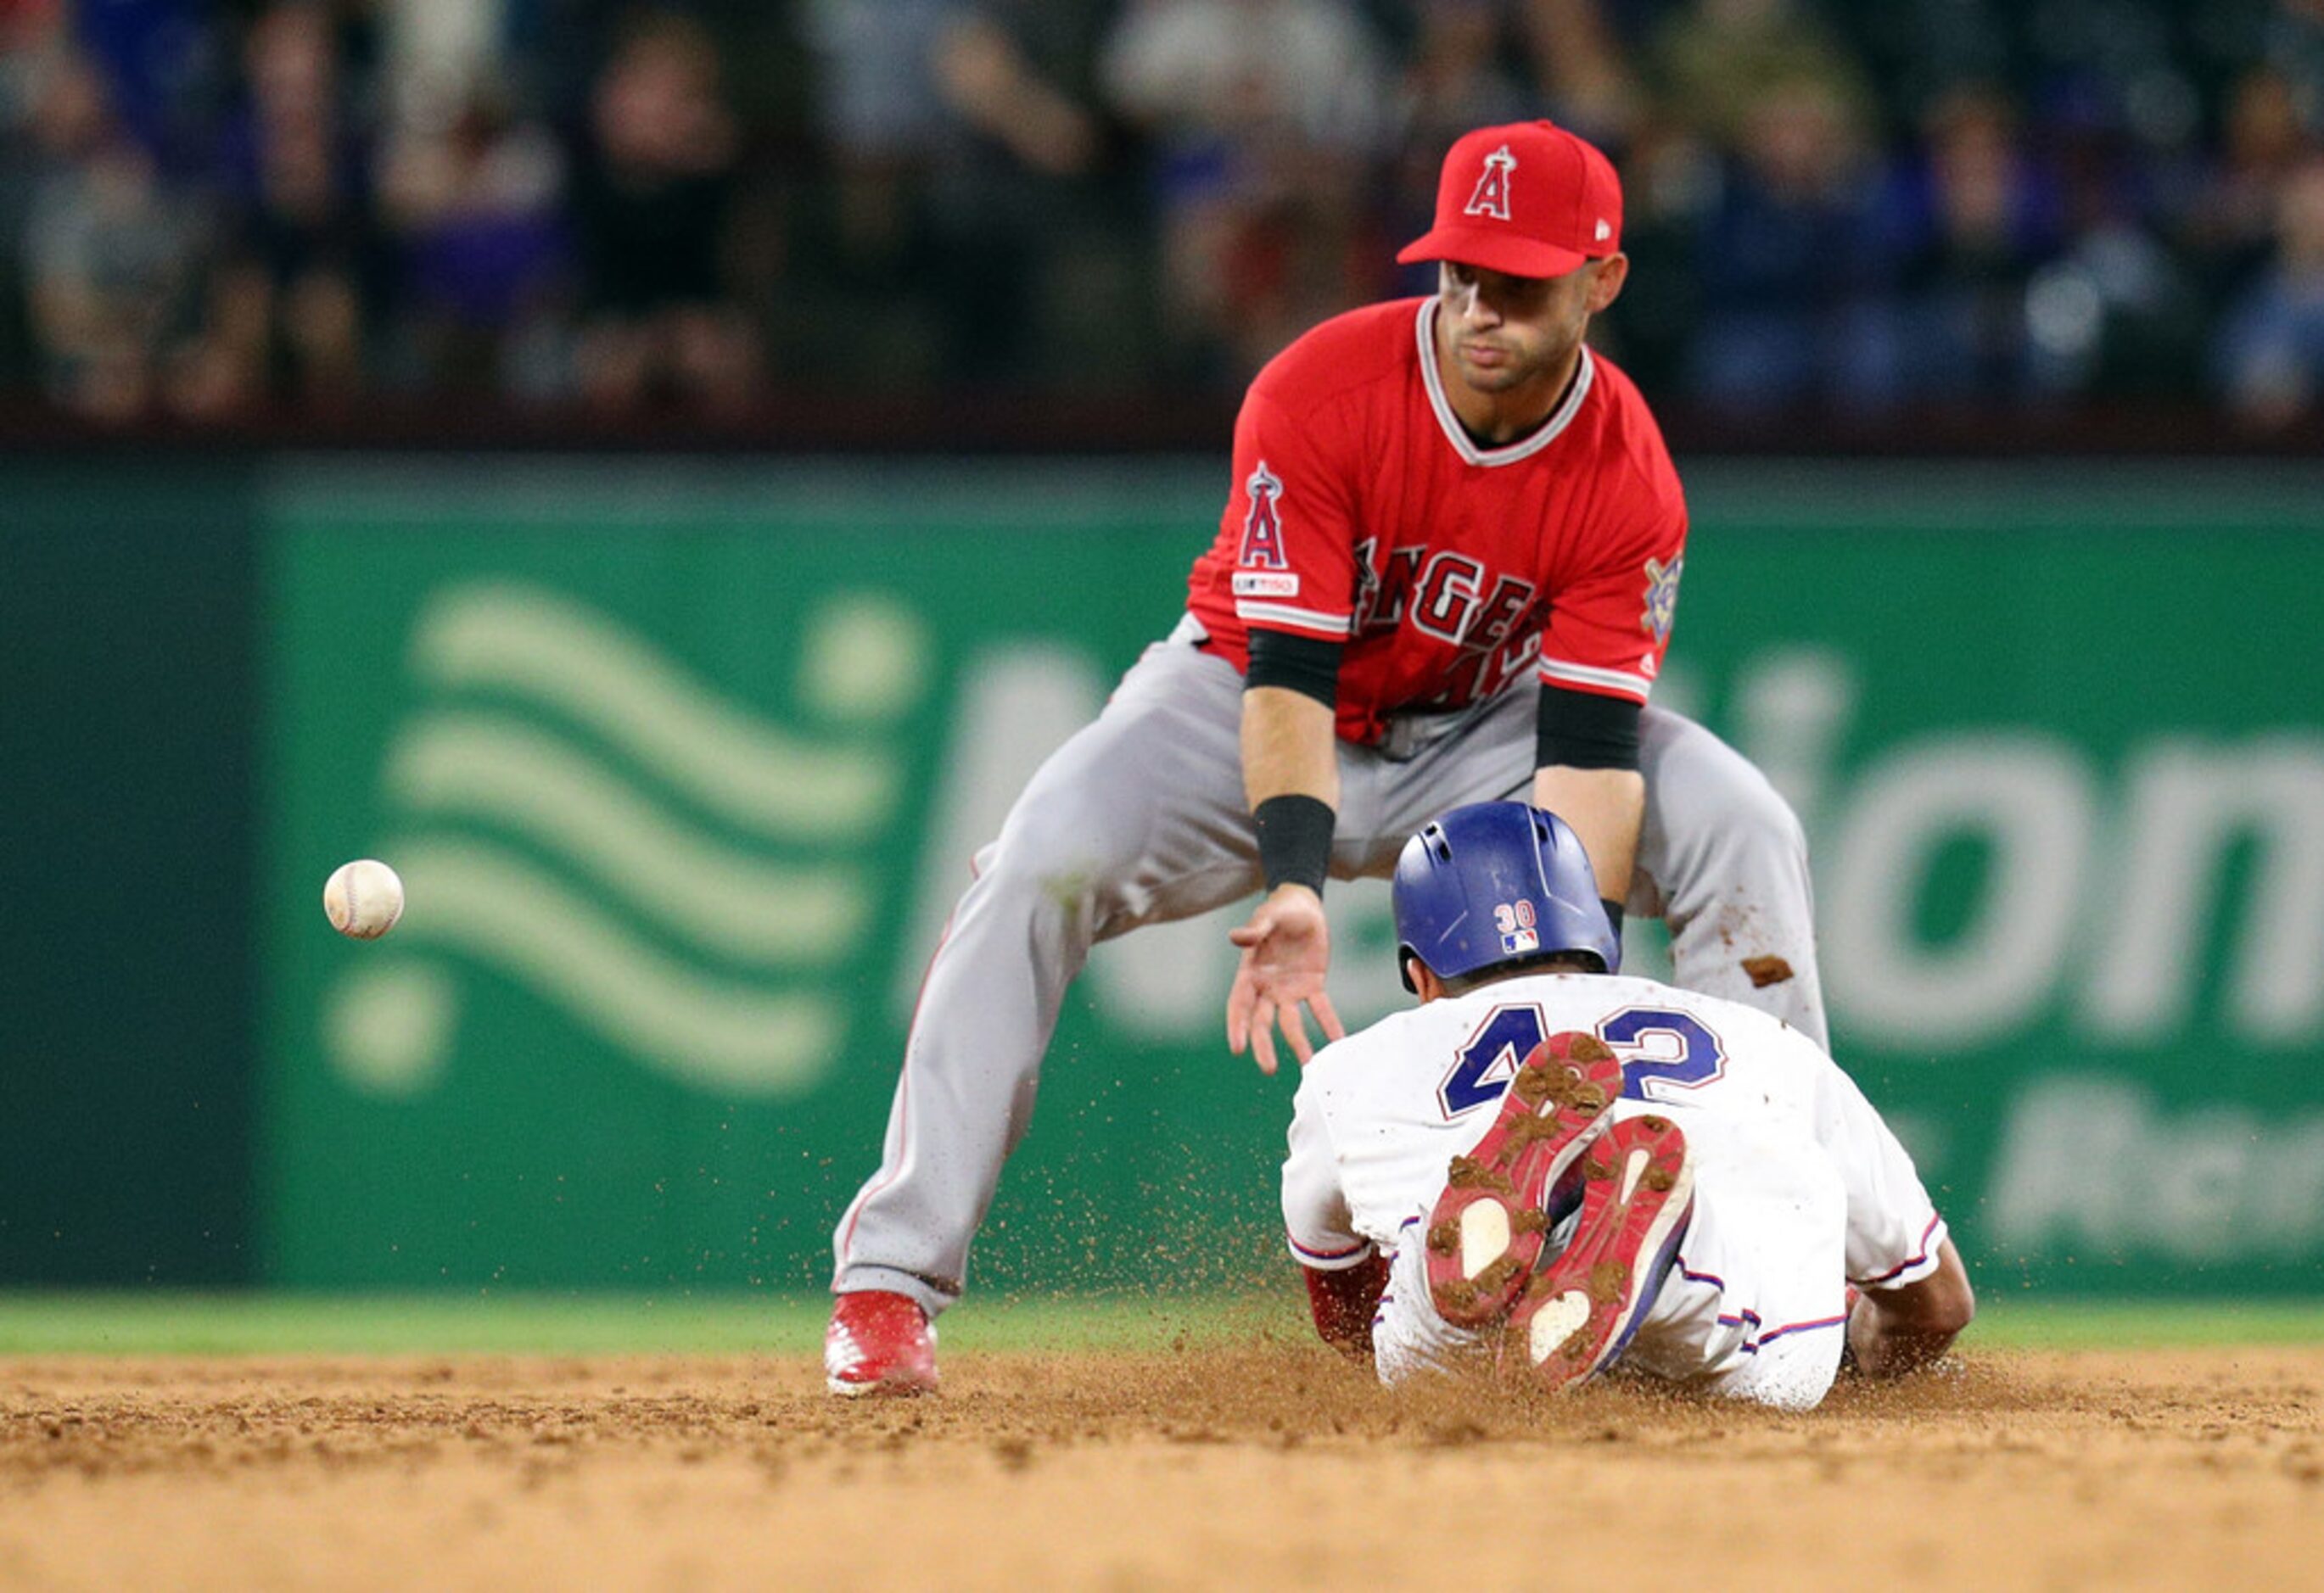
[825,1290,939,1397]
[1424,1031,1625,1328]
[1505,1113,1694,1390]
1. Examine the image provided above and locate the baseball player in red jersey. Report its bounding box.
[826,120,1824,1395]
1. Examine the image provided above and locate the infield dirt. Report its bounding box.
[1,1344,2317,1590]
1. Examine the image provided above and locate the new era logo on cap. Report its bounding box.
[1398,120,1624,279]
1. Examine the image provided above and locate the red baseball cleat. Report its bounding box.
[825,1290,939,1397]
[1505,1112,1694,1390]
[1425,1031,1624,1328]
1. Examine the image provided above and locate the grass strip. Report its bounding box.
[0,1292,2316,1356]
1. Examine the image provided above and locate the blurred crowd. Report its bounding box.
[4,0,2324,430]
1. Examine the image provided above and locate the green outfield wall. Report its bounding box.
[0,461,260,1284]
[255,460,2324,1299]
[6,457,2321,1295]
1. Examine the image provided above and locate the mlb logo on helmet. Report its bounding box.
[1397,120,1623,279]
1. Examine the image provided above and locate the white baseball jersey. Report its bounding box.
[1281,971,1946,1408]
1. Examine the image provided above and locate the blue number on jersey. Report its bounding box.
[1439,1003,1728,1119]
[1600,1007,1727,1100]
[1437,1004,1547,1118]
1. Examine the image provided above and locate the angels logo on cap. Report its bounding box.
[1398,120,1624,280]
[1464,145,1516,221]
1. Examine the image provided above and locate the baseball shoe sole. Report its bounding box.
[1505,1112,1694,1389]
[1424,1031,1624,1328]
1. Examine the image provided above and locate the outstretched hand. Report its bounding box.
[1226,885,1346,1075]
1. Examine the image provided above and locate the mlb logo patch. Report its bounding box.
[1233,572,1300,598]
[1500,927,1540,956]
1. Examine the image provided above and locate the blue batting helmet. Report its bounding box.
[1392,802,1620,992]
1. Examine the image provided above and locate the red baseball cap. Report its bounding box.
[1397,120,1624,278]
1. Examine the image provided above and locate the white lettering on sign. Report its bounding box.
[1987,1077,2324,1261]
[1822,737,2096,1044]
[2085,738,2324,1042]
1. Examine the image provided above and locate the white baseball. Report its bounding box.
[323,859,406,940]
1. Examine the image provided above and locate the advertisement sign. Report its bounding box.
[262,462,2324,1294]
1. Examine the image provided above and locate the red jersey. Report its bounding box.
[1184,298,1688,746]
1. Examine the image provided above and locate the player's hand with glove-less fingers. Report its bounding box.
[1227,883,1346,1074]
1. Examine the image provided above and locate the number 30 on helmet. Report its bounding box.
[1391,802,1621,992]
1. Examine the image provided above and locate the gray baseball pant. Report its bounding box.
[832,626,1823,1314]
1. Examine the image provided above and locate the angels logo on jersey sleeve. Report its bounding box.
[1238,462,1289,570]
[1230,461,1302,601]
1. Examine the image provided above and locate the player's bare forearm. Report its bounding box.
[1229,688,1345,1072]
[1531,763,1644,901]
[1847,1238,1975,1378]
[1242,686,1340,808]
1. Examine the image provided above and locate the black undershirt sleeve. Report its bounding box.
[1244,628,1342,710]
[1536,684,1643,772]
[1245,629,1342,893]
